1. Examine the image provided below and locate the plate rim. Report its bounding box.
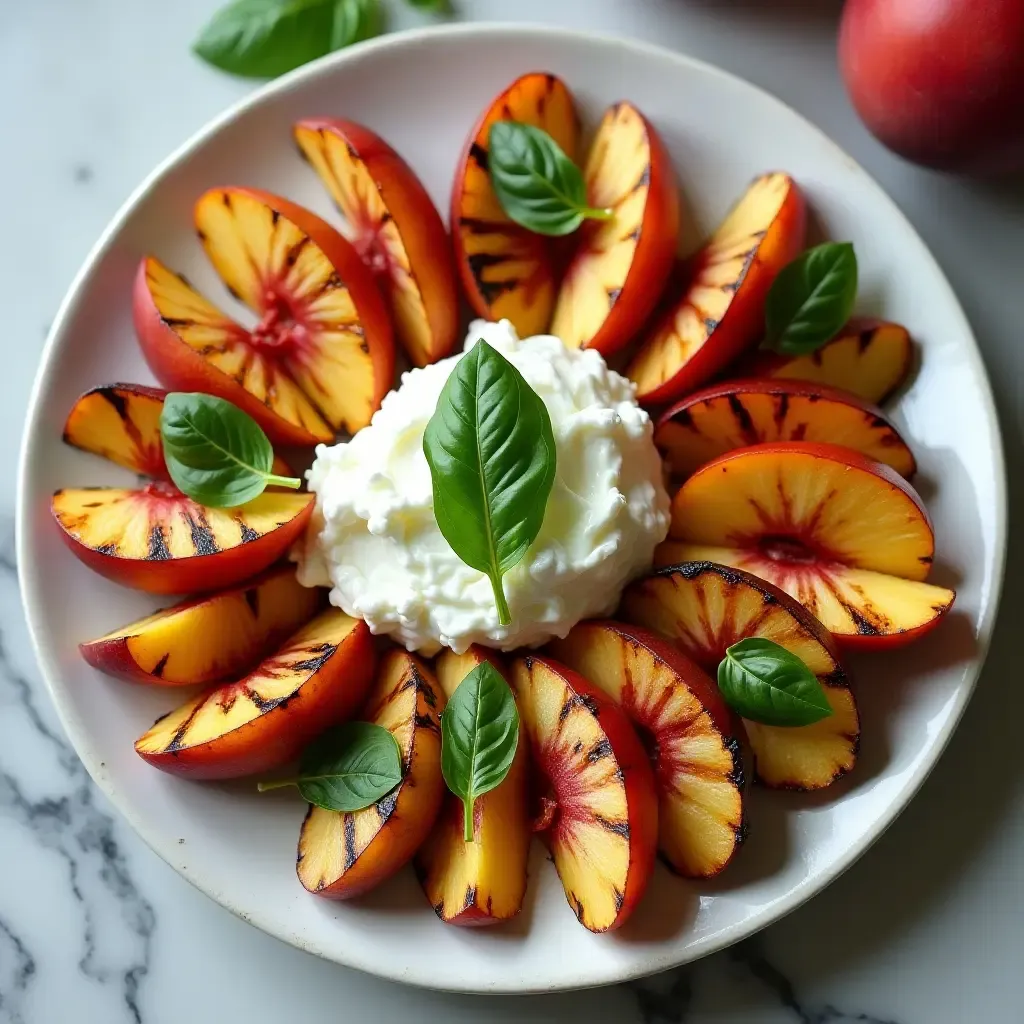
[16,21,1009,993]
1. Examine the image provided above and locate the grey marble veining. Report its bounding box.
[2,2,1021,1022]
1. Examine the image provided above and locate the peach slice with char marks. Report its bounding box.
[51,483,313,595]
[135,187,394,446]
[80,565,325,686]
[743,319,913,405]
[623,562,859,790]
[628,173,806,405]
[550,102,680,356]
[135,609,374,779]
[510,655,657,932]
[62,382,295,481]
[667,441,953,647]
[656,542,955,651]
[297,649,445,899]
[550,621,744,879]
[654,378,916,479]
[415,647,530,926]
[452,71,579,337]
[294,119,459,368]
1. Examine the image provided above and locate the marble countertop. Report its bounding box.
[2,1,1021,1021]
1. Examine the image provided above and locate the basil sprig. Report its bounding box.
[160,392,301,508]
[193,0,382,79]
[258,722,403,811]
[488,122,613,237]
[440,662,520,842]
[717,638,833,727]
[764,242,858,355]
[423,341,556,626]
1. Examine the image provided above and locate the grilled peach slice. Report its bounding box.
[134,187,394,446]
[665,441,954,648]
[62,382,294,481]
[135,609,374,779]
[510,655,657,932]
[623,562,859,790]
[415,647,530,925]
[744,319,913,405]
[550,102,680,356]
[80,565,324,686]
[451,71,579,337]
[297,649,445,899]
[550,621,744,879]
[654,378,916,479]
[628,173,806,405]
[294,119,459,367]
[63,383,168,478]
[51,484,313,595]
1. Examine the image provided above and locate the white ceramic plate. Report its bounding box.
[18,24,1006,994]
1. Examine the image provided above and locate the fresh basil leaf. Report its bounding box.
[764,242,858,355]
[440,662,519,841]
[404,0,450,10]
[717,638,833,727]
[423,340,556,625]
[488,122,612,237]
[258,722,403,811]
[193,0,382,80]
[160,392,300,508]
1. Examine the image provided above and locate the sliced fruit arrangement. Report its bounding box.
[415,647,530,926]
[80,565,325,686]
[52,483,313,595]
[627,172,806,405]
[294,119,459,368]
[134,186,395,446]
[510,655,657,932]
[743,318,914,405]
[654,378,916,480]
[62,382,295,481]
[549,101,680,356]
[452,71,580,338]
[298,649,445,899]
[662,441,955,647]
[550,621,745,879]
[135,609,374,779]
[622,562,859,790]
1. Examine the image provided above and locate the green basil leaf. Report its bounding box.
[717,638,833,727]
[258,722,403,811]
[193,0,382,80]
[160,392,300,508]
[488,122,612,237]
[404,0,450,10]
[440,662,519,842]
[764,242,858,355]
[423,340,556,625]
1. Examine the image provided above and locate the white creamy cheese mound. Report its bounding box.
[295,320,670,654]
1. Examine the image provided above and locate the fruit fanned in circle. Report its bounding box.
[550,102,680,356]
[297,649,445,900]
[510,655,657,932]
[549,621,745,879]
[452,71,580,337]
[135,610,375,779]
[52,484,314,595]
[743,319,914,405]
[294,119,459,368]
[135,188,394,446]
[415,647,530,926]
[622,562,859,790]
[63,383,169,478]
[628,173,806,405]
[80,565,325,686]
[665,441,955,647]
[654,378,917,480]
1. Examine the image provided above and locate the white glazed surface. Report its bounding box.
[16,24,1005,994]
